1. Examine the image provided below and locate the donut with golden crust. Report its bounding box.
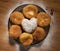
[23,5,38,19]
[9,25,22,38]
[10,11,24,25]
[19,33,33,46]
[37,12,51,27]
[32,27,46,41]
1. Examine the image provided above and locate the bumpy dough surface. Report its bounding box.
[10,11,24,25]
[23,5,38,18]
[19,33,33,46]
[9,25,22,38]
[37,12,51,27]
[33,27,46,41]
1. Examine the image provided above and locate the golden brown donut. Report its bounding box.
[23,5,38,19]
[10,11,24,25]
[32,27,46,41]
[19,33,33,46]
[9,25,22,38]
[37,12,51,27]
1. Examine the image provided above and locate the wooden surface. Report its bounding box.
[0,0,60,51]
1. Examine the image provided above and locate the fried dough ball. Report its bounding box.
[32,27,46,41]
[19,33,33,46]
[37,12,51,27]
[23,5,38,19]
[10,11,24,25]
[9,25,22,38]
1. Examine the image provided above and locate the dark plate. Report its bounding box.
[8,4,50,47]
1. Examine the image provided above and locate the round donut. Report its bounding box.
[9,25,22,38]
[23,5,38,19]
[10,11,24,25]
[19,33,33,46]
[32,27,46,41]
[37,12,51,27]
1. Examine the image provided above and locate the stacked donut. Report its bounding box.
[9,4,51,46]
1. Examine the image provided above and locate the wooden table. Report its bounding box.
[0,0,60,51]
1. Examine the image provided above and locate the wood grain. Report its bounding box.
[0,0,60,51]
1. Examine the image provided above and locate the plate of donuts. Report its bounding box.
[8,4,51,46]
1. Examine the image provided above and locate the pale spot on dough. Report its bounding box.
[28,11,34,15]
